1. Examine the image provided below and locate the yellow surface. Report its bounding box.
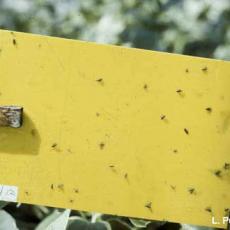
[0,29,230,228]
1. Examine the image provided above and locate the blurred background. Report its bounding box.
[0,0,230,59]
[0,0,229,229]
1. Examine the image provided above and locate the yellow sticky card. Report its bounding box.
[0,29,229,228]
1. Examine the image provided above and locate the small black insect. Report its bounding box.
[205,207,212,213]
[214,170,222,178]
[176,89,183,93]
[202,66,208,72]
[69,199,74,203]
[99,142,105,149]
[224,163,230,170]
[170,185,176,190]
[160,115,166,120]
[184,128,189,135]
[206,107,212,112]
[57,184,64,190]
[145,202,152,212]
[173,149,178,153]
[124,173,128,179]
[25,191,29,196]
[185,68,189,73]
[12,38,17,46]
[51,184,54,190]
[109,165,116,173]
[52,143,57,148]
[74,188,79,193]
[96,78,104,86]
[31,129,36,136]
[143,84,148,90]
[224,208,230,216]
[188,188,196,194]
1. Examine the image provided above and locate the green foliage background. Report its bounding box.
[0,0,230,59]
[0,0,229,229]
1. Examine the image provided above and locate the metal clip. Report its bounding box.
[0,106,23,128]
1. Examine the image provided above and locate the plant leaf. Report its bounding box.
[129,218,151,228]
[36,209,70,230]
[0,201,9,209]
[0,210,18,230]
[68,217,111,230]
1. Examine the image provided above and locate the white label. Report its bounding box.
[0,185,18,202]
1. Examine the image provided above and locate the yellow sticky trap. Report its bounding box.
[0,29,230,228]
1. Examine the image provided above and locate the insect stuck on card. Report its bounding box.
[202,66,208,72]
[184,128,189,135]
[188,187,196,195]
[145,202,152,212]
[205,207,212,213]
